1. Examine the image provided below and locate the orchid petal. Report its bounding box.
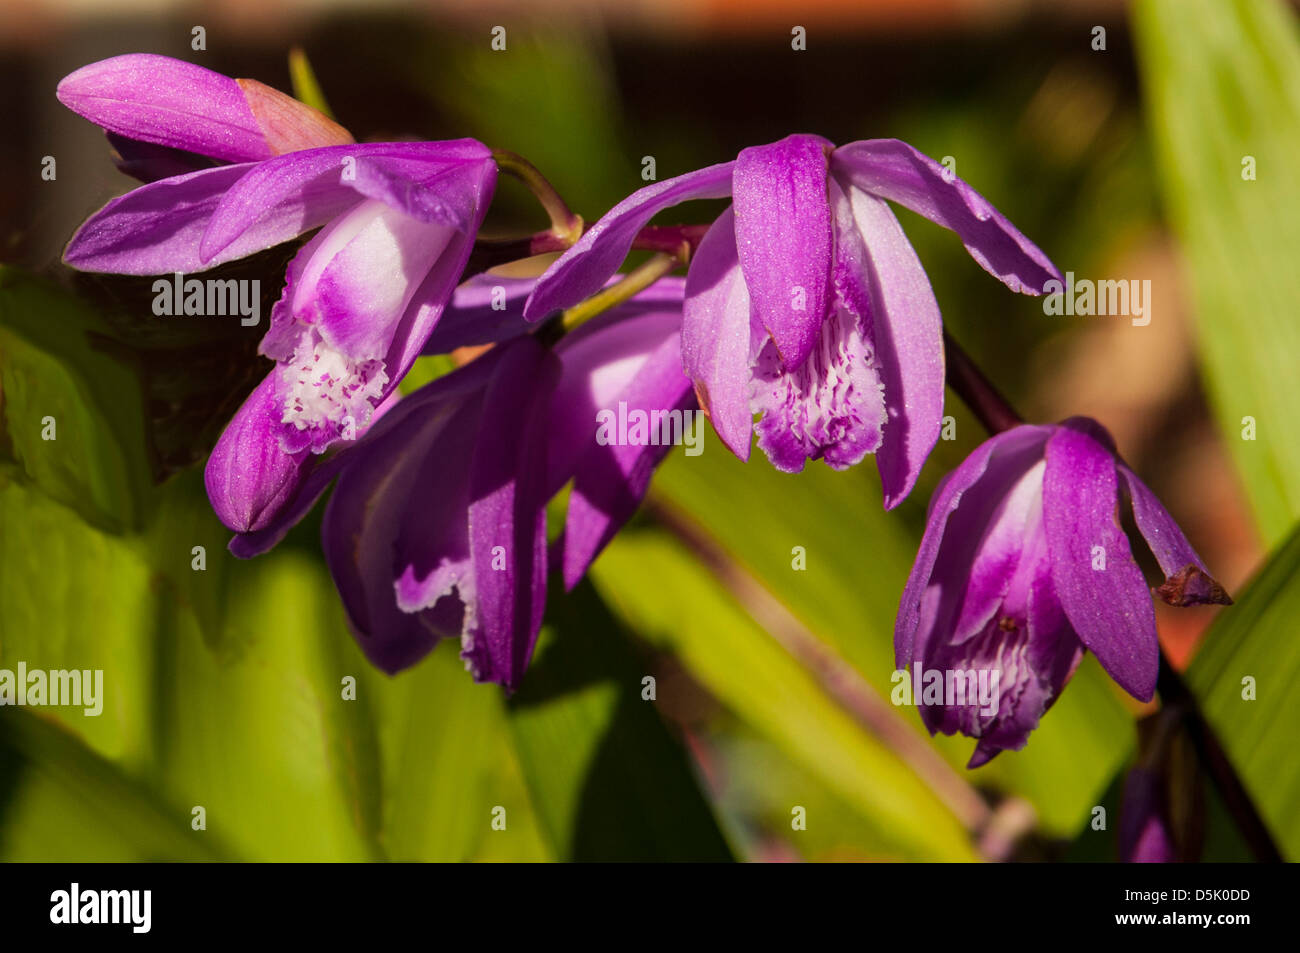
[64,142,488,276]
[57,54,273,163]
[381,196,493,387]
[389,399,480,616]
[962,541,1083,768]
[1119,464,1231,607]
[423,275,538,352]
[465,338,562,689]
[1043,422,1159,701]
[732,134,833,368]
[105,132,216,183]
[225,388,406,559]
[750,296,886,473]
[549,308,693,588]
[235,78,354,154]
[832,138,1061,295]
[277,199,457,362]
[681,207,755,460]
[319,360,498,673]
[62,163,255,274]
[523,161,735,320]
[203,372,312,533]
[947,459,1045,646]
[227,453,335,559]
[896,425,1052,667]
[321,425,452,673]
[199,141,492,266]
[260,159,493,455]
[838,184,945,508]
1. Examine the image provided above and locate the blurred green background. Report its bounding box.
[1,0,1298,862]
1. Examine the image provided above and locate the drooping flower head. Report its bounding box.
[524,135,1061,507]
[896,418,1230,767]
[229,278,696,685]
[57,54,497,531]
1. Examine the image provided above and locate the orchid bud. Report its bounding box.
[204,374,310,533]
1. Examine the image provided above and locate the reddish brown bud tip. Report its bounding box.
[1155,564,1233,607]
[236,78,354,154]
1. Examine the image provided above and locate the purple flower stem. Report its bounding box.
[463,230,573,275]
[946,329,1282,862]
[631,224,712,259]
[942,329,1024,434]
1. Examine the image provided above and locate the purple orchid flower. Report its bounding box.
[895,417,1231,767]
[522,134,1060,507]
[228,278,695,684]
[56,54,497,532]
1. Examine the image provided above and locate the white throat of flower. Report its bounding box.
[279,325,388,443]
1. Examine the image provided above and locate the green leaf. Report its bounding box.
[704,727,927,862]
[0,471,157,763]
[145,551,392,861]
[506,580,735,861]
[0,268,153,532]
[1134,0,1300,545]
[397,353,457,396]
[0,271,568,861]
[592,528,979,861]
[142,469,243,650]
[1,460,561,861]
[1187,523,1300,859]
[0,707,230,862]
[372,640,553,862]
[410,25,631,218]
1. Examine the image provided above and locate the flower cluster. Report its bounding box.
[59,54,497,531]
[59,54,1229,767]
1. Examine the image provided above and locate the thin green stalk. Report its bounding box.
[559,253,678,334]
[288,47,335,119]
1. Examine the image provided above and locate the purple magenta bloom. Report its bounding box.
[321,336,558,682]
[895,418,1230,767]
[228,280,695,684]
[523,135,1061,507]
[57,55,497,531]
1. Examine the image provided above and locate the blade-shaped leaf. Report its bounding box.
[0,268,153,532]
[1186,523,1300,859]
[0,471,156,762]
[373,639,554,862]
[592,528,979,861]
[507,579,735,862]
[1134,0,1300,545]
[0,707,230,862]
